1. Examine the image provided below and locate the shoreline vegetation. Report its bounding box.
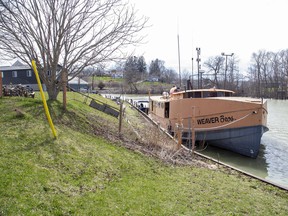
[0,92,287,215]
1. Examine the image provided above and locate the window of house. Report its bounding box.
[12,71,17,78]
[1,72,3,78]
[26,70,32,77]
[47,70,51,77]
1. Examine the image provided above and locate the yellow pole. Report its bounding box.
[31,60,57,139]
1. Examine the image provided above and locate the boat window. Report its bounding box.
[187,92,193,98]
[194,91,202,98]
[225,92,232,97]
[217,91,225,97]
[210,92,217,97]
[203,92,217,98]
[183,92,189,98]
[165,102,169,118]
[203,92,208,98]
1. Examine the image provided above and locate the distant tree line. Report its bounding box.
[82,50,288,99]
[248,49,288,99]
[201,50,288,99]
[122,56,178,93]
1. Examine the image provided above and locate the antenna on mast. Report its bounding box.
[177,18,181,87]
[191,37,194,89]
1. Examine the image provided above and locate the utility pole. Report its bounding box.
[191,57,194,87]
[221,52,234,89]
[177,34,181,87]
[196,48,201,89]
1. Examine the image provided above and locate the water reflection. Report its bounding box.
[198,144,268,179]
[261,99,288,187]
[263,135,288,186]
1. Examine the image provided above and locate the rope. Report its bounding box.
[181,112,254,132]
[169,107,264,122]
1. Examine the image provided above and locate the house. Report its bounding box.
[110,69,124,78]
[147,77,159,82]
[0,60,43,90]
[67,76,89,92]
[0,61,88,91]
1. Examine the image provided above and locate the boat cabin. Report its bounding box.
[149,88,235,120]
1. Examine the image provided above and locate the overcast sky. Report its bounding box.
[130,0,288,74]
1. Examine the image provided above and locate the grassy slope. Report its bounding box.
[0,93,287,215]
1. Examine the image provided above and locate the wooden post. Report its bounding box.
[62,69,67,110]
[191,106,196,154]
[92,74,95,90]
[0,71,2,97]
[78,77,80,92]
[188,117,191,151]
[118,102,123,135]
[177,115,182,149]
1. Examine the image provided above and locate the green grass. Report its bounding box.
[85,76,123,83]
[84,75,172,93]
[0,94,287,215]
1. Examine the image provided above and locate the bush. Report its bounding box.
[98,81,105,90]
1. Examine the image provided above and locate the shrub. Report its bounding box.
[98,81,105,90]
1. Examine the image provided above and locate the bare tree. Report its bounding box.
[204,56,224,88]
[250,50,272,97]
[226,55,240,91]
[162,68,177,84]
[246,49,288,99]
[269,52,281,98]
[250,51,263,97]
[181,69,191,84]
[0,0,148,100]
[277,50,288,98]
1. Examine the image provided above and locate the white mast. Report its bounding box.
[177,19,181,87]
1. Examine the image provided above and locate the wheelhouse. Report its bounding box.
[170,89,235,100]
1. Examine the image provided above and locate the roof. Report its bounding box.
[68,76,88,85]
[172,88,235,95]
[0,65,31,71]
[150,88,236,102]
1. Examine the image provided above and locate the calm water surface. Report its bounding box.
[107,94,288,188]
[200,99,288,188]
[261,100,288,186]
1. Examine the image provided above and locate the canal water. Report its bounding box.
[105,94,288,188]
[199,99,288,188]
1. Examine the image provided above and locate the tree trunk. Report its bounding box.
[46,82,60,101]
[62,69,67,110]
